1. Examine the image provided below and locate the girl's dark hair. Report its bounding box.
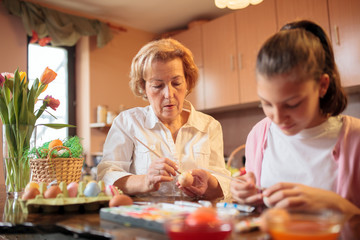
[256,20,347,116]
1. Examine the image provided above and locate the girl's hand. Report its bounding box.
[177,169,209,198]
[230,171,263,205]
[263,182,360,214]
[145,157,178,192]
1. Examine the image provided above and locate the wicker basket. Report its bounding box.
[30,146,84,184]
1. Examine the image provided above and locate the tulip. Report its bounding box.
[44,95,60,111]
[0,74,4,87]
[40,67,57,85]
[20,71,27,83]
[2,72,14,79]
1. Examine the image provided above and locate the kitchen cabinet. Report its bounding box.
[202,13,239,109]
[173,25,206,110]
[202,2,277,109]
[173,0,360,111]
[235,0,277,103]
[173,25,203,67]
[328,0,360,87]
[275,0,330,34]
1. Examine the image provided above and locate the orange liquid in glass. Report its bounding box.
[269,220,340,240]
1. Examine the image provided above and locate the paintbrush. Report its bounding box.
[200,167,263,192]
[134,136,182,174]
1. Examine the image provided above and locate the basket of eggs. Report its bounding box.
[30,136,84,185]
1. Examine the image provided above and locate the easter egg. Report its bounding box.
[49,139,63,149]
[83,181,101,197]
[109,194,133,207]
[25,181,39,192]
[178,171,194,187]
[105,185,120,196]
[67,182,79,197]
[22,187,40,200]
[44,185,62,199]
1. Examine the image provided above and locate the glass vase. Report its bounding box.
[2,124,35,198]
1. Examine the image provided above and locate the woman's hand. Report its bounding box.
[177,169,209,198]
[145,157,179,192]
[263,182,360,214]
[230,172,263,205]
[177,169,224,200]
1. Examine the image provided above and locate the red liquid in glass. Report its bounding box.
[168,229,232,240]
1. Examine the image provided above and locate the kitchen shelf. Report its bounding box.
[90,122,111,132]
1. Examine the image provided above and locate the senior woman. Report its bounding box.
[97,38,230,200]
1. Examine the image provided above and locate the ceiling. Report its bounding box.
[30,0,234,34]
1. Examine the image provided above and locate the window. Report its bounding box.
[28,43,76,146]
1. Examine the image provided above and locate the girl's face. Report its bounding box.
[144,58,188,125]
[257,72,329,136]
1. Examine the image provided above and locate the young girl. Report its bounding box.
[230,20,360,214]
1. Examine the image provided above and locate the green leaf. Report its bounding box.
[12,69,20,126]
[0,95,9,124]
[38,123,76,129]
[19,86,28,124]
[27,78,39,113]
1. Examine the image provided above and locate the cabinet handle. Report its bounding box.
[334,25,340,45]
[230,55,235,71]
[238,53,242,70]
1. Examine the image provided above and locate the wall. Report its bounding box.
[76,36,91,165]
[0,4,28,185]
[88,28,155,163]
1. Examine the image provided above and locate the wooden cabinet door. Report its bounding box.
[235,0,277,103]
[173,25,203,67]
[275,0,330,35]
[173,25,206,110]
[328,0,360,87]
[202,13,239,109]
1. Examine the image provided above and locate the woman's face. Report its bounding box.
[257,72,329,136]
[144,58,188,124]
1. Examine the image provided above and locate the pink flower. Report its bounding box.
[0,74,4,87]
[44,95,60,111]
[1,72,14,79]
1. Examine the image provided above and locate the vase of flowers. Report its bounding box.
[0,68,73,197]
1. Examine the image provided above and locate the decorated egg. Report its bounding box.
[22,187,40,200]
[105,185,120,196]
[83,181,101,197]
[44,185,62,199]
[49,139,63,149]
[67,182,79,197]
[25,181,39,192]
[109,194,133,207]
[178,171,194,187]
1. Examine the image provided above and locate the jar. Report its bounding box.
[97,105,108,123]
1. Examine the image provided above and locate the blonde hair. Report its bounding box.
[129,38,198,100]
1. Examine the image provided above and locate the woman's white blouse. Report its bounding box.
[97,101,230,198]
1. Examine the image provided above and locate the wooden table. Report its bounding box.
[0,185,359,240]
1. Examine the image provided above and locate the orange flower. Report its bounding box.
[40,67,57,85]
